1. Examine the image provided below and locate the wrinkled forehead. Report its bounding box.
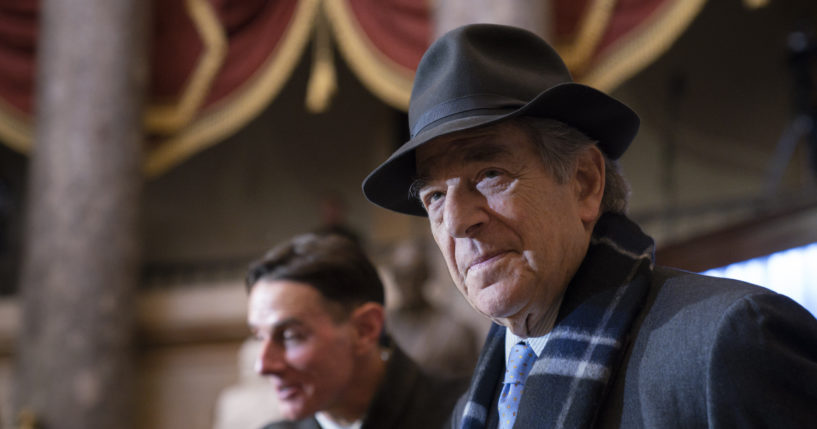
[415,123,530,178]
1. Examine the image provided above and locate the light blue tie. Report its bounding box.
[498,342,536,429]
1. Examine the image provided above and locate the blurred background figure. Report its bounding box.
[386,239,481,377]
[313,190,362,247]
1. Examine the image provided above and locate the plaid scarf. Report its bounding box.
[459,213,654,429]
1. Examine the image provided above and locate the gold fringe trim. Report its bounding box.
[145,0,228,134]
[581,0,707,92]
[323,0,414,111]
[556,0,618,74]
[145,0,320,177]
[0,99,32,154]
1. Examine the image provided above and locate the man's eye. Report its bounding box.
[277,328,307,345]
[283,330,304,341]
[483,169,501,179]
[422,190,444,207]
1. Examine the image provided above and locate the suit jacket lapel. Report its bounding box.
[458,324,505,429]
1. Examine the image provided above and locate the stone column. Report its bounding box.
[14,0,149,428]
[433,0,552,40]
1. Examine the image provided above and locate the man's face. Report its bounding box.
[247,279,357,420]
[414,123,599,336]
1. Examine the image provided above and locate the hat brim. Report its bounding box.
[362,82,639,216]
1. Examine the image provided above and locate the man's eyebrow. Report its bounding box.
[272,317,304,330]
[460,143,510,163]
[418,141,510,175]
[249,316,304,334]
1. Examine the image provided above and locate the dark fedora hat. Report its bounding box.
[362,23,639,216]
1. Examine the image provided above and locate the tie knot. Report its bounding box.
[504,342,536,384]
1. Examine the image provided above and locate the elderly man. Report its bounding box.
[246,233,466,429]
[362,24,817,428]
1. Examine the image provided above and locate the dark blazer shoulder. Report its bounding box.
[650,266,774,306]
[638,266,812,377]
[600,266,817,428]
[363,346,468,429]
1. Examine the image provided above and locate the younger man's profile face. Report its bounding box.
[247,279,357,420]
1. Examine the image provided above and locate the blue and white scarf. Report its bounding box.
[459,213,654,429]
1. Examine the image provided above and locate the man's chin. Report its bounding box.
[477,302,523,325]
[472,297,531,334]
[279,401,313,421]
[469,284,523,317]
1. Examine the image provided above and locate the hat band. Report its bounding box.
[410,94,525,138]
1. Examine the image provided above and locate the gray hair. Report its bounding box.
[510,117,630,214]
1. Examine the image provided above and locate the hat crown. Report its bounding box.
[409,24,573,137]
[362,23,639,216]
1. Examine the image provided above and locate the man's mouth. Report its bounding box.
[465,250,509,276]
[276,383,302,400]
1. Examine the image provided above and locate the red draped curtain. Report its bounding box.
[0,0,709,175]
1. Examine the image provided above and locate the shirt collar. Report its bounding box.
[504,294,564,362]
[315,412,362,429]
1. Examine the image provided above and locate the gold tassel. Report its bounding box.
[743,0,769,9]
[305,8,338,113]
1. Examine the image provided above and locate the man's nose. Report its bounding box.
[443,184,487,238]
[256,339,286,376]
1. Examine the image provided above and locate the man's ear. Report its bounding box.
[349,302,385,355]
[573,145,605,226]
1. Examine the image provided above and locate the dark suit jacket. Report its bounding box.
[263,346,467,429]
[453,266,817,428]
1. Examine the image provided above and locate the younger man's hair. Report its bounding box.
[246,233,385,315]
